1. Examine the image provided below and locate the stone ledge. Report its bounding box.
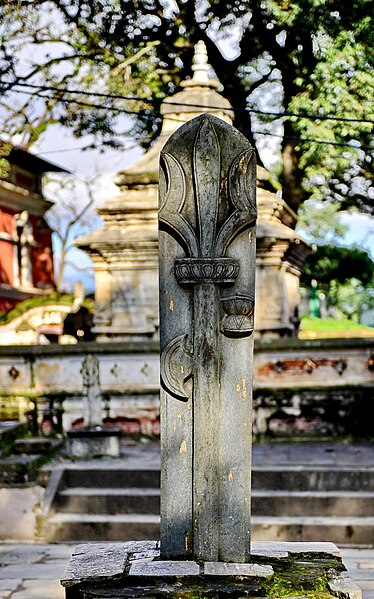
[204,562,273,577]
[61,540,361,598]
[129,561,199,577]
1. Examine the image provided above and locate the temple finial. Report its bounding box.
[191,40,210,84]
[181,40,220,90]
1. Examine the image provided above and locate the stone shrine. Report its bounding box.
[67,354,122,458]
[77,41,310,341]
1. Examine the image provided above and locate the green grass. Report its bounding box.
[299,316,374,339]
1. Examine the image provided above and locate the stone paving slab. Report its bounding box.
[0,542,372,598]
[8,579,64,598]
[0,578,22,590]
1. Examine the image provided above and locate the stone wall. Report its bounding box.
[0,338,372,439]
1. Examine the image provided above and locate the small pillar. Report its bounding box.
[159,113,257,562]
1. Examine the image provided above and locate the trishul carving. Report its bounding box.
[159,116,256,262]
[160,114,256,401]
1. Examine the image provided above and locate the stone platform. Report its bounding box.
[61,540,361,598]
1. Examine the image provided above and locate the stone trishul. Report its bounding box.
[159,113,257,563]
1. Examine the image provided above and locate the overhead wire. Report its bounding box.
[3,85,373,152]
[6,80,374,125]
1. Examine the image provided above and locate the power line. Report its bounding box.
[5,87,374,152]
[35,140,141,155]
[166,115,374,151]
[253,130,373,150]
[7,80,374,125]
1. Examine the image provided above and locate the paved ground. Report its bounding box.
[1,441,373,597]
[0,542,373,598]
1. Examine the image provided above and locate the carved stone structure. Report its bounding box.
[67,353,122,458]
[77,41,309,342]
[159,113,256,562]
[81,354,103,428]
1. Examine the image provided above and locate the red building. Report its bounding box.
[0,147,66,313]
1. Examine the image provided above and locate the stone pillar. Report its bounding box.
[81,354,103,427]
[159,113,257,563]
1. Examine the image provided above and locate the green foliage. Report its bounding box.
[0,293,93,324]
[0,141,11,177]
[301,245,374,320]
[0,0,373,212]
[289,32,374,213]
[297,200,348,245]
[301,245,374,289]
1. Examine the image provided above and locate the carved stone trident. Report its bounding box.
[159,114,257,563]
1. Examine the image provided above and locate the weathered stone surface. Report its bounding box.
[328,574,362,598]
[129,560,200,577]
[61,543,128,587]
[60,540,363,598]
[203,562,273,578]
[0,455,44,484]
[251,541,342,559]
[159,112,256,563]
[13,437,63,455]
[67,427,121,458]
[81,354,103,427]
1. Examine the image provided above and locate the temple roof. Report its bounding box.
[5,146,68,175]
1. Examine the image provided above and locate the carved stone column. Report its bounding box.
[159,114,257,563]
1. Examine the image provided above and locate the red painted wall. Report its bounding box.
[30,215,55,289]
[0,209,55,313]
[0,207,16,286]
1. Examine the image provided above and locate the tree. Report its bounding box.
[301,244,374,291]
[0,141,11,177]
[0,0,373,214]
[44,175,101,291]
[298,199,374,320]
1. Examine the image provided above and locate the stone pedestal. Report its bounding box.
[67,426,122,458]
[61,541,362,598]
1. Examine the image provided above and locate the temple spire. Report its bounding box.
[181,40,220,90]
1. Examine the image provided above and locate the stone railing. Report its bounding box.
[0,337,372,438]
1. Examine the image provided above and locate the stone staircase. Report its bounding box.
[37,463,161,542]
[38,458,374,544]
[251,465,374,545]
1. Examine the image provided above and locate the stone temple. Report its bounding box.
[76,41,310,341]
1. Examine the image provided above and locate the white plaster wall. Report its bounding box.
[0,485,43,540]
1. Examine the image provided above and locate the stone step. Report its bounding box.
[61,465,374,491]
[252,515,374,545]
[252,490,374,517]
[55,487,374,518]
[57,487,160,514]
[252,466,374,491]
[44,513,161,542]
[42,512,374,545]
[65,466,160,488]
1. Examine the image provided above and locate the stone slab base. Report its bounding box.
[67,427,122,458]
[61,540,362,598]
